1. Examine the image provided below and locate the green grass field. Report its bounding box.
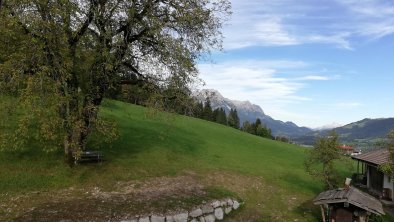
[0,99,392,221]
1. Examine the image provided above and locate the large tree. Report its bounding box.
[0,0,231,160]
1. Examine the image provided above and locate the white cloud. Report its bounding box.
[337,0,394,17]
[223,0,394,50]
[198,63,305,103]
[296,75,341,81]
[306,33,353,50]
[335,102,363,109]
[224,17,299,49]
[296,75,331,81]
[253,18,299,46]
[359,20,394,39]
[336,0,394,40]
[197,60,342,126]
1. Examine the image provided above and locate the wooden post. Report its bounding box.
[357,160,360,175]
[320,205,326,222]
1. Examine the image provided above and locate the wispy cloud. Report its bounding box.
[296,74,341,81]
[223,0,394,50]
[305,33,353,50]
[337,0,394,17]
[253,18,299,46]
[334,102,363,109]
[198,62,306,103]
[224,16,299,49]
[197,60,340,122]
[336,0,394,40]
[296,75,331,81]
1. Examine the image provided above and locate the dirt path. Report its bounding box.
[0,171,274,221]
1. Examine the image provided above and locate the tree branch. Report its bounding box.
[68,1,98,47]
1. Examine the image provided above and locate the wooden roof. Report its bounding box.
[313,187,384,215]
[339,145,353,150]
[351,149,389,166]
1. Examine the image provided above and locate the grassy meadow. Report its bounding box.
[0,99,392,221]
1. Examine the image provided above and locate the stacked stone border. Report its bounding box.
[120,198,241,222]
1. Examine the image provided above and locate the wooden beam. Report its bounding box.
[320,205,326,222]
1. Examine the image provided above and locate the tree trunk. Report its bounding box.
[63,123,89,166]
[64,134,75,166]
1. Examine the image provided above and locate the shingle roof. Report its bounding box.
[313,187,384,215]
[351,149,389,166]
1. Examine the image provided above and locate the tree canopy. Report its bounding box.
[305,131,342,189]
[379,130,394,176]
[0,0,231,160]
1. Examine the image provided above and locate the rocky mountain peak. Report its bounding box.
[193,89,312,137]
[232,100,265,115]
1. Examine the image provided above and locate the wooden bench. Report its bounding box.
[73,150,104,164]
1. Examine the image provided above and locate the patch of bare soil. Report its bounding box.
[204,171,265,195]
[3,174,207,222]
[1,171,268,222]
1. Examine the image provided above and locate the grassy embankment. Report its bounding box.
[0,99,392,221]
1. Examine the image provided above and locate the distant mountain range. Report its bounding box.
[194,89,313,137]
[194,89,394,147]
[293,118,394,147]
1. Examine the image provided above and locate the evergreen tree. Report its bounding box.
[194,102,204,119]
[242,121,253,133]
[255,118,262,126]
[228,108,240,129]
[213,108,220,123]
[217,108,228,125]
[203,99,213,121]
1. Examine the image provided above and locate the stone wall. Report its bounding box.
[120,198,241,222]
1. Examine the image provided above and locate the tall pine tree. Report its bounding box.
[228,108,240,129]
[203,99,213,121]
[214,108,227,125]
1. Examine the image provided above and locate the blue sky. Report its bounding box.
[198,0,394,128]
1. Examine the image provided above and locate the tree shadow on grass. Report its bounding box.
[90,108,207,165]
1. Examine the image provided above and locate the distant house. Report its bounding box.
[339,144,354,155]
[352,149,394,200]
[314,187,384,222]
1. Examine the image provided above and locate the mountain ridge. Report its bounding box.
[293,117,394,147]
[193,89,312,137]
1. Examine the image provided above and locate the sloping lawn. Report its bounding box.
[1,99,390,221]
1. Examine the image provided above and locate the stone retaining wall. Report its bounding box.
[120,198,241,222]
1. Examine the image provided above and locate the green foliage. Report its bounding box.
[0,100,358,221]
[0,0,231,157]
[275,136,290,143]
[227,108,240,129]
[202,99,213,121]
[379,130,394,177]
[305,131,346,189]
[213,107,227,125]
[242,118,272,139]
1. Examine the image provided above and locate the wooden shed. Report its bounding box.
[314,187,384,222]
